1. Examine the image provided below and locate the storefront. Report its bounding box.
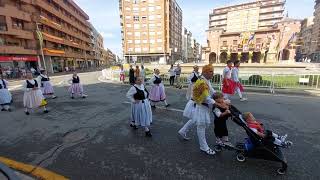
[0,56,38,69]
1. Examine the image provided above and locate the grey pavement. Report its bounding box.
[0,71,320,180]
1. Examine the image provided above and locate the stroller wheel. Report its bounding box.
[214,145,222,152]
[236,153,246,162]
[277,168,286,175]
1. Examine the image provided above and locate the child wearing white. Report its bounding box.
[232,60,247,102]
[68,72,87,99]
[37,70,57,99]
[0,75,12,112]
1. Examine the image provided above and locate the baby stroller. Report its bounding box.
[228,105,288,175]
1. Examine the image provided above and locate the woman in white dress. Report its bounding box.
[0,75,12,112]
[37,70,57,99]
[185,65,200,100]
[126,76,153,137]
[23,72,48,115]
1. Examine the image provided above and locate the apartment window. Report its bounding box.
[141,7,146,11]
[149,24,155,28]
[143,47,148,51]
[0,15,7,31]
[149,6,155,11]
[135,40,141,44]
[150,39,155,44]
[150,48,155,52]
[157,47,162,51]
[125,7,131,11]
[133,16,139,21]
[157,23,161,27]
[157,32,162,35]
[133,0,139,4]
[128,48,133,52]
[134,32,141,36]
[126,24,132,27]
[149,0,154,3]
[222,41,227,46]
[149,15,155,20]
[127,32,133,35]
[134,24,140,29]
[157,39,162,42]
[135,47,141,52]
[157,15,162,19]
[142,24,147,28]
[156,6,161,10]
[127,40,133,43]
[133,7,139,12]
[125,16,131,19]
[142,32,148,35]
[149,31,155,35]
[233,40,237,45]
[11,18,24,29]
[141,16,147,20]
[142,39,148,43]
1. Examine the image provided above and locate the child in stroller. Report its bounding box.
[242,112,292,147]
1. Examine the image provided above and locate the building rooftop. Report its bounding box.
[69,0,90,20]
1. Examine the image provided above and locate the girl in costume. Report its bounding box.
[37,69,57,99]
[0,74,12,112]
[68,72,87,99]
[126,76,153,137]
[149,69,170,108]
[23,72,48,115]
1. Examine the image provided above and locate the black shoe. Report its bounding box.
[130,124,138,129]
[1,109,5,111]
[151,105,156,109]
[71,96,75,99]
[145,131,152,137]
[44,110,49,114]
[8,108,11,112]
[52,96,57,99]
[25,111,30,115]
[165,104,170,108]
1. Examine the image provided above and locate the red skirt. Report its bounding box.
[120,74,125,81]
[234,82,244,92]
[222,79,236,95]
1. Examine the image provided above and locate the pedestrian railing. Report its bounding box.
[101,69,320,93]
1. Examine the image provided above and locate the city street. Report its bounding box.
[0,71,320,180]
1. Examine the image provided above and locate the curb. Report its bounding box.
[0,157,69,180]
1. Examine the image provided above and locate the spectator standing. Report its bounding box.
[135,65,140,79]
[129,65,135,85]
[168,64,175,86]
[174,64,182,89]
[140,65,146,83]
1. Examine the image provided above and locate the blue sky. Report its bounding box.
[74,0,314,56]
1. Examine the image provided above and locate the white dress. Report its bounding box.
[191,77,216,126]
[126,84,153,127]
[0,79,12,106]
[23,79,45,109]
[37,74,54,95]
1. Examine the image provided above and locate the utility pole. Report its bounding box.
[36,23,46,71]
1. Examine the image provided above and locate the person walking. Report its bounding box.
[37,70,57,99]
[232,60,247,101]
[174,64,182,89]
[120,65,125,84]
[23,72,49,115]
[135,65,140,79]
[222,60,235,100]
[168,64,175,86]
[126,76,153,137]
[0,74,12,112]
[140,65,146,83]
[149,69,170,108]
[186,65,200,100]
[178,64,217,155]
[129,65,135,85]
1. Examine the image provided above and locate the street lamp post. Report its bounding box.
[36,23,46,71]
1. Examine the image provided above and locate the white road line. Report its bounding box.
[123,101,184,113]
[8,85,22,91]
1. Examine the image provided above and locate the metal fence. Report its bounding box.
[102,69,320,93]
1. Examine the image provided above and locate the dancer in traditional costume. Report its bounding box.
[23,72,48,115]
[68,72,87,99]
[149,69,170,108]
[222,60,235,100]
[0,75,12,112]
[186,65,200,100]
[232,60,247,101]
[37,70,57,99]
[178,64,216,155]
[126,76,153,137]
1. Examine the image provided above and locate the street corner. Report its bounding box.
[0,156,68,180]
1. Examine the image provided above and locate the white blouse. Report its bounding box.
[23,79,38,92]
[187,71,200,84]
[126,84,147,103]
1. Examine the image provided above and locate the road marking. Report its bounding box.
[123,101,184,113]
[8,85,22,91]
[0,156,69,180]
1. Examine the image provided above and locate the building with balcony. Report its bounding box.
[209,0,285,32]
[299,17,314,60]
[0,0,96,73]
[204,0,301,64]
[310,0,320,62]
[119,0,182,64]
[90,23,105,67]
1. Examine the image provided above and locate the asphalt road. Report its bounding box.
[1,71,319,180]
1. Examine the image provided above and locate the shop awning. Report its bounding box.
[0,56,38,62]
